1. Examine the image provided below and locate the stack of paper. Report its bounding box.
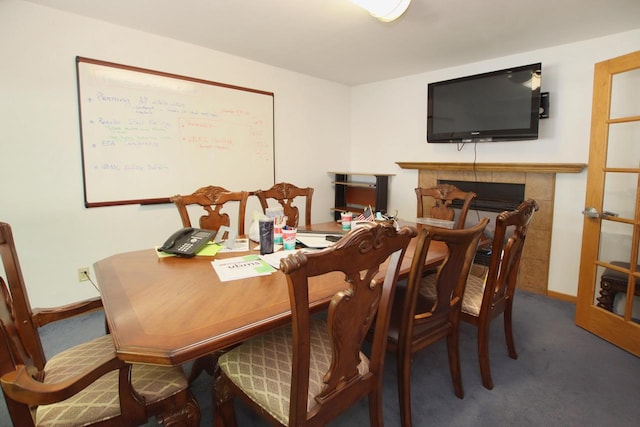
[215,238,250,252]
[259,250,300,269]
[416,217,455,229]
[212,255,276,282]
[296,232,341,249]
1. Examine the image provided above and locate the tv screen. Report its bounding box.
[427,63,542,143]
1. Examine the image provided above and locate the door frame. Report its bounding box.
[575,50,640,356]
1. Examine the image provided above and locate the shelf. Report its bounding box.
[333,181,377,188]
[331,207,365,214]
[329,171,395,176]
[331,172,391,221]
[396,162,586,174]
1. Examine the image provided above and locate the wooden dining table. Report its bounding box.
[93,221,446,366]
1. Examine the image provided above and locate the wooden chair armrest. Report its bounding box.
[31,297,103,328]
[1,353,124,406]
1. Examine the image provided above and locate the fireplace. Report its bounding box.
[398,162,587,296]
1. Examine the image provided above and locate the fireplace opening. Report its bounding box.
[437,180,526,266]
[437,179,525,213]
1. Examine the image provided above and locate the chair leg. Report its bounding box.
[368,388,384,427]
[397,350,413,427]
[213,372,238,427]
[446,327,464,399]
[477,322,494,390]
[504,303,518,360]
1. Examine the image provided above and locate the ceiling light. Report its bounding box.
[351,0,412,22]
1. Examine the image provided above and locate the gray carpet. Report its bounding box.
[1,291,638,426]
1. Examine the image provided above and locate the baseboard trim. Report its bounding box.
[546,290,577,303]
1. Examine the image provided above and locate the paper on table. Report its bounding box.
[416,217,455,229]
[196,242,224,256]
[215,238,250,252]
[296,233,338,249]
[259,249,300,269]
[212,254,276,282]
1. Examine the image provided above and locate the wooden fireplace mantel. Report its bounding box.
[396,162,587,174]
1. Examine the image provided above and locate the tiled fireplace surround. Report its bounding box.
[397,162,586,295]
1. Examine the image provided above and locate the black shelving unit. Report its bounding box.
[330,172,393,221]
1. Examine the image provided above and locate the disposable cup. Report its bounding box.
[341,212,353,231]
[282,228,297,251]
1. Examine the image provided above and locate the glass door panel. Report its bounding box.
[602,172,638,219]
[606,122,640,169]
[611,68,640,118]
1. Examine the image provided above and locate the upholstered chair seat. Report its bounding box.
[420,264,488,317]
[35,335,189,426]
[218,318,369,425]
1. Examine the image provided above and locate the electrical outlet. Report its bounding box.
[78,267,90,282]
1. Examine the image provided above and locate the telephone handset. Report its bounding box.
[158,227,216,257]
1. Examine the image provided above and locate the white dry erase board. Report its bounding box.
[76,57,275,207]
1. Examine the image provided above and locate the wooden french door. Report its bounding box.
[576,50,640,355]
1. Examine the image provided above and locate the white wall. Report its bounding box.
[2,1,639,306]
[0,0,350,306]
[350,29,640,297]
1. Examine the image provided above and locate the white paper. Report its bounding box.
[259,250,300,269]
[211,254,276,282]
[296,233,338,249]
[215,238,250,252]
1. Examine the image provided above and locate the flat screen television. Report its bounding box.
[427,63,542,143]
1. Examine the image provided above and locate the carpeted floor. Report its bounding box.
[1,291,638,426]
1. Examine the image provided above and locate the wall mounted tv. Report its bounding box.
[427,63,542,143]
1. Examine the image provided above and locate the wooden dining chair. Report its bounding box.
[171,185,249,235]
[214,222,416,427]
[387,218,489,427]
[0,222,200,426]
[415,184,476,229]
[254,182,314,227]
[459,199,538,390]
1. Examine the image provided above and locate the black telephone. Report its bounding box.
[158,227,216,257]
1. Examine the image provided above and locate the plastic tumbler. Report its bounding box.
[259,218,274,255]
[266,207,285,244]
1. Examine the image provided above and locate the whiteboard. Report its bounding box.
[76,57,274,207]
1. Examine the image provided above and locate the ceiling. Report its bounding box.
[24,0,640,85]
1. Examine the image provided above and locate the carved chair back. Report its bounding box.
[171,185,249,235]
[0,223,47,372]
[415,184,476,229]
[255,182,314,227]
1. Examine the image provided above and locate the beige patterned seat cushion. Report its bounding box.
[35,335,188,427]
[218,318,369,425]
[419,264,488,317]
